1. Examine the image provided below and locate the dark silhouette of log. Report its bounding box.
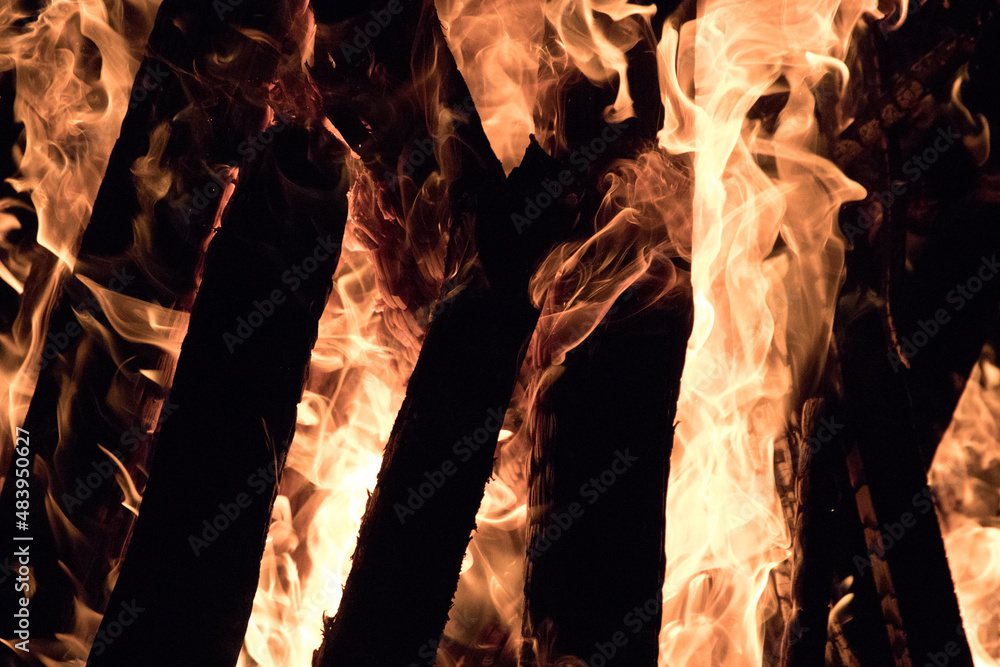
[897,7,1000,469]
[521,267,691,666]
[828,472,899,667]
[84,125,349,667]
[834,292,974,667]
[781,395,895,667]
[824,9,1000,664]
[308,3,596,661]
[313,126,587,664]
[0,0,300,641]
[517,4,694,660]
[781,398,838,667]
[312,278,539,666]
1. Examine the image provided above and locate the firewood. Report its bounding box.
[521,269,692,666]
[314,126,586,665]
[85,125,349,667]
[0,0,300,640]
[781,398,838,667]
[309,4,582,661]
[834,292,974,667]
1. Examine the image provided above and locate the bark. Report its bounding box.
[85,125,349,667]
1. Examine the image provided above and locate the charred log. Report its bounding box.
[834,292,974,667]
[825,7,1000,663]
[521,267,691,666]
[313,130,584,665]
[311,3,590,661]
[84,125,349,667]
[0,0,301,640]
[781,398,838,667]
[781,396,896,667]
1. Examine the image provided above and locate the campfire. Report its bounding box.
[0,0,998,665]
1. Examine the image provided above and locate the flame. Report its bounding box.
[656,0,871,664]
[240,240,405,666]
[6,0,993,666]
[931,359,1000,666]
[0,0,165,663]
[1,0,147,448]
[437,0,544,172]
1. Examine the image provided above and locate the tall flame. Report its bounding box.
[657,1,870,664]
[1,0,146,448]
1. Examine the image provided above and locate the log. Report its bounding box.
[0,0,299,640]
[781,396,895,667]
[517,5,694,659]
[521,267,691,666]
[826,444,898,667]
[896,7,1000,468]
[308,6,599,660]
[313,128,584,665]
[781,398,838,666]
[85,125,349,667]
[826,9,1000,663]
[835,292,974,667]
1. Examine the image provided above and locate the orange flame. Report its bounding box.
[7,1,994,666]
[931,359,1000,666]
[656,1,871,664]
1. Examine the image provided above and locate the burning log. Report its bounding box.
[310,3,584,662]
[0,0,302,639]
[781,395,895,667]
[822,7,1000,663]
[85,125,349,667]
[313,132,583,664]
[521,267,692,666]
[833,293,974,667]
[5,0,999,663]
[781,398,838,667]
